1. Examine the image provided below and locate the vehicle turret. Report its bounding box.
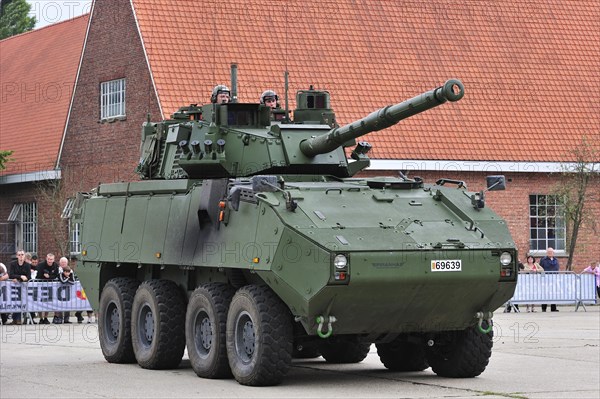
[135,80,464,180]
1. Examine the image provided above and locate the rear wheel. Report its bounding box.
[98,277,139,363]
[426,323,493,378]
[376,339,429,371]
[226,285,293,386]
[319,336,371,364]
[131,280,186,369]
[186,283,235,378]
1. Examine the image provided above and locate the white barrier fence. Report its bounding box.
[2,274,596,314]
[507,272,597,311]
[0,280,93,313]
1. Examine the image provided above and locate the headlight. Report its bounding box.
[334,254,347,269]
[500,252,512,266]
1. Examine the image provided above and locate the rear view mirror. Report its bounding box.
[486,175,506,191]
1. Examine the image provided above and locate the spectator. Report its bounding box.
[539,247,560,312]
[0,262,8,281]
[8,250,31,325]
[36,253,60,324]
[28,254,39,279]
[57,258,75,324]
[582,261,600,298]
[0,262,8,325]
[523,255,544,312]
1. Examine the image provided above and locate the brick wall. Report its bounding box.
[60,0,161,196]
[0,182,68,264]
[360,169,599,272]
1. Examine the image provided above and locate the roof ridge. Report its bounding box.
[0,13,90,43]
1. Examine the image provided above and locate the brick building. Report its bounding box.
[2,0,599,269]
[0,15,89,262]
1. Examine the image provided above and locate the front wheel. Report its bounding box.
[131,280,186,369]
[426,323,493,378]
[319,336,371,364]
[98,277,139,363]
[376,339,428,371]
[226,285,293,386]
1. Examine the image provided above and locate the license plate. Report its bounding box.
[431,259,462,272]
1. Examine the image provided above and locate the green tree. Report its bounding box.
[0,0,36,40]
[0,149,14,170]
[553,136,600,271]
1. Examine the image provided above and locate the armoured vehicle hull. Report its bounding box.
[73,76,517,386]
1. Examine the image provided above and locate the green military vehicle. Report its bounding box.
[73,72,517,386]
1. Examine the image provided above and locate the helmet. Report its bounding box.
[260,90,278,104]
[211,85,230,103]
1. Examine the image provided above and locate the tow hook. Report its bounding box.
[475,311,493,334]
[316,315,337,338]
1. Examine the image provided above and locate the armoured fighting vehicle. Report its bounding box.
[73,70,517,386]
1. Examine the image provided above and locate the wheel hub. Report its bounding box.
[242,321,255,354]
[199,316,212,350]
[108,302,120,341]
[234,311,255,363]
[139,303,154,346]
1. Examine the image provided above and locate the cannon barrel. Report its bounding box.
[300,79,465,157]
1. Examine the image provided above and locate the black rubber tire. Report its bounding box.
[131,279,186,369]
[98,277,139,363]
[226,285,293,386]
[186,282,235,379]
[318,336,371,364]
[426,323,493,378]
[376,340,429,371]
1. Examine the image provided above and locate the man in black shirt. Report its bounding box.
[8,250,31,325]
[36,253,60,324]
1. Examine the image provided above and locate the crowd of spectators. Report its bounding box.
[0,250,95,325]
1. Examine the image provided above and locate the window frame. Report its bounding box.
[7,202,37,254]
[61,198,81,256]
[100,78,126,120]
[529,194,567,256]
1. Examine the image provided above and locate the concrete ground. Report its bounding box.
[1,305,598,399]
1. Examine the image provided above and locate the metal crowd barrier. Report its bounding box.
[0,279,92,324]
[507,271,597,312]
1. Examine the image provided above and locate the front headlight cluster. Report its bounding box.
[499,251,515,279]
[331,254,349,284]
[334,254,347,269]
[500,252,512,266]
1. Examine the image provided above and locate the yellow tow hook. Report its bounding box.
[316,315,337,338]
[475,311,493,334]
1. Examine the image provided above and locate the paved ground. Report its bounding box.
[1,305,599,399]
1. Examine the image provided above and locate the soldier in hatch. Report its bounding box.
[211,84,230,104]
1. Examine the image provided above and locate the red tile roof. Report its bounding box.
[0,15,89,177]
[130,0,599,162]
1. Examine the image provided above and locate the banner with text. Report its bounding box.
[0,281,93,313]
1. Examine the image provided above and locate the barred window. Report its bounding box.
[69,222,81,255]
[7,203,37,254]
[61,198,75,219]
[100,78,126,119]
[62,198,80,255]
[529,194,566,253]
